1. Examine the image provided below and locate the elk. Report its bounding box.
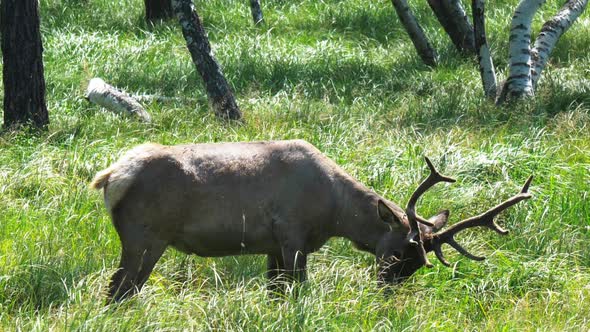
[91,140,532,301]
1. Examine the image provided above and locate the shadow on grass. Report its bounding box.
[0,260,87,312]
[166,254,267,290]
[39,0,589,133]
[0,252,267,313]
[82,44,432,115]
[285,1,445,45]
[226,55,429,100]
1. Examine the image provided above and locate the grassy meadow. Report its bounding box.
[1,0,590,330]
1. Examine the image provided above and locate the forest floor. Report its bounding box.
[1,0,589,330]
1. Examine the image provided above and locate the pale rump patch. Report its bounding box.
[91,143,165,211]
[90,168,112,189]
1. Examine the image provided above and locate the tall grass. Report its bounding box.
[1,0,589,330]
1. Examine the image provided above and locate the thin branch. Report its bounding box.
[472,0,497,98]
[85,78,151,122]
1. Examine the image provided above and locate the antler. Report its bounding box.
[406,157,456,268]
[428,176,533,266]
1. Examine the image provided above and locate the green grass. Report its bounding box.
[1,0,590,330]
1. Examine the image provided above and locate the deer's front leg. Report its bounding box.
[266,253,285,293]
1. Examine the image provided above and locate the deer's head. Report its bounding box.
[375,158,533,284]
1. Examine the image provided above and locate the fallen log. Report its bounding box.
[85,78,151,122]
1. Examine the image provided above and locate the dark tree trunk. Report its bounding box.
[391,0,438,66]
[145,0,173,22]
[427,0,457,40]
[250,0,264,25]
[427,0,476,53]
[442,0,476,53]
[1,0,49,129]
[172,0,242,120]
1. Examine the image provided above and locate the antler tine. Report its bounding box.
[408,157,456,207]
[445,238,486,261]
[430,176,533,265]
[406,157,456,237]
[521,175,533,193]
[430,232,486,267]
[472,175,533,234]
[424,157,457,184]
[433,244,451,267]
[406,157,456,268]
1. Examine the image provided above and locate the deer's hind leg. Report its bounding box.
[107,221,167,303]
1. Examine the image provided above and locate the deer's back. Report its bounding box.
[106,140,339,256]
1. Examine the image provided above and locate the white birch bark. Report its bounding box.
[85,78,151,122]
[505,0,546,98]
[530,0,588,88]
[472,0,497,98]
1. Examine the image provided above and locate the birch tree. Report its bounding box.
[1,0,49,129]
[172,0,242,120]
[530,0,588,88]
[472,0,497,98]
[391,0,478,61]
[474,0,588,104]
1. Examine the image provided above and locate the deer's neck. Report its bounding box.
[333,175,390,253]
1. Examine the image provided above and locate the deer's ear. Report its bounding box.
[420,210,450,234]
[377,200,404,230]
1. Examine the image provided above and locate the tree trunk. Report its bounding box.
[171,0,242,120]
[427,0,459,46]
[472,0,497,98]
[1,0,49,129]
[428,0,476,53]
[530,0,588,88]
[391,0,438,66]
[442,0,476,53]
[503,0,546,101]
[250,0,264,25]
[145,0,174,22]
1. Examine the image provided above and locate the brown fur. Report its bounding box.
[94,140,441,302]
